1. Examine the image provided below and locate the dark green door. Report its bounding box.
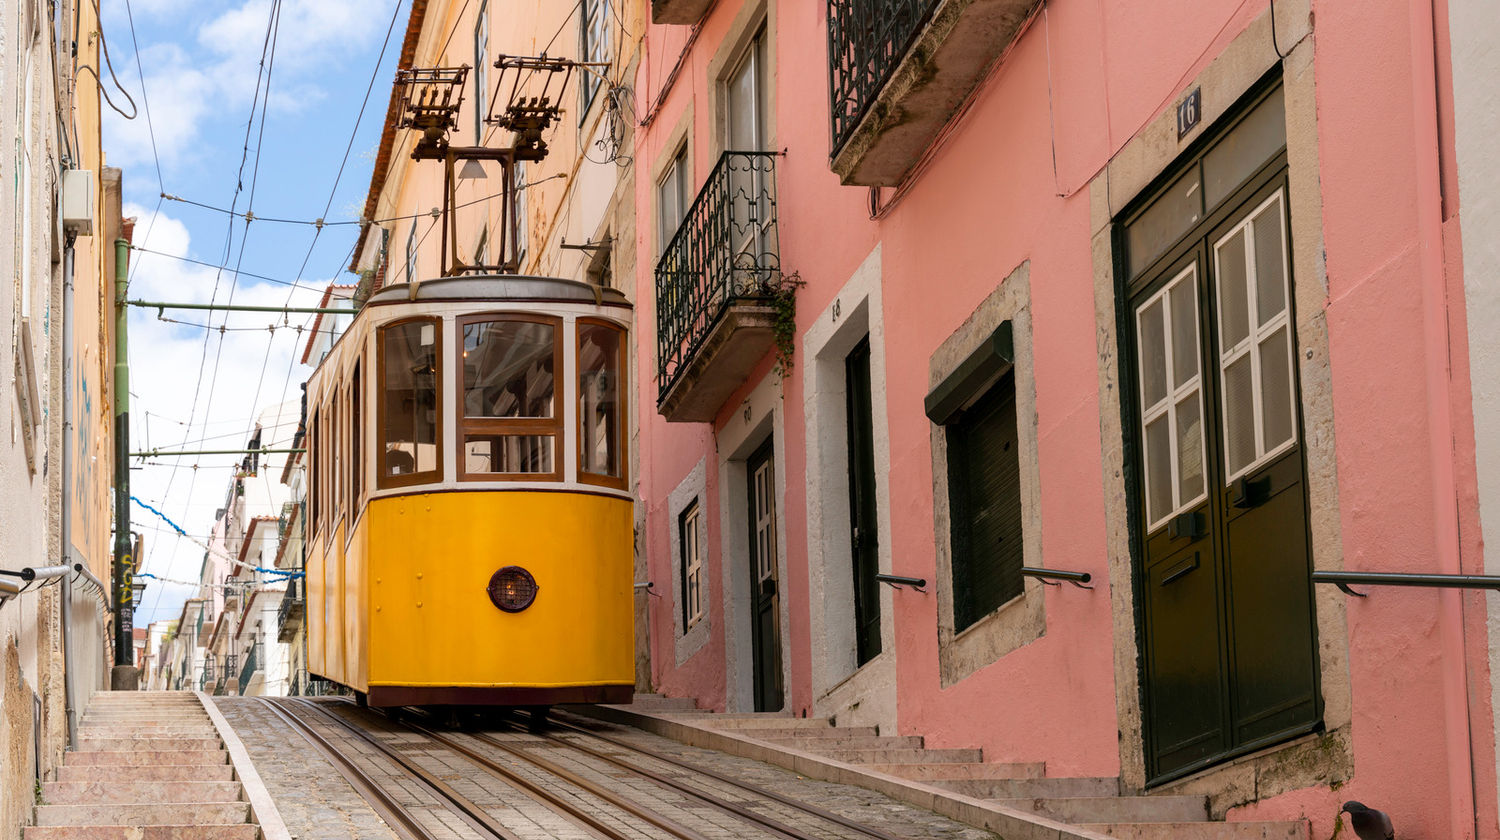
[747,438,784,712]
[845,338,881,666]
[1128,179,1320,784]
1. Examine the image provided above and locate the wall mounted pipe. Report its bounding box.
[60,241,78,749]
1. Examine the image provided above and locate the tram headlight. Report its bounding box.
[487,566,539,612]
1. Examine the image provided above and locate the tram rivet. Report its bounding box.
[416,602,423,608]
[375,606,381,612]
[416,572,423,579]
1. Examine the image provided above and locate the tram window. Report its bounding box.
[378,318,443,487]
[308,409,319,537]
[459,315,562,479]
[578,320,624,485]
[351,361,362,510]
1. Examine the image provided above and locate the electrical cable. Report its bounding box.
[116,0,163,191]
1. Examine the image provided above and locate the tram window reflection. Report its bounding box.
[578,321,623,483]
[465,435,555,474]
[463,320,555,418]
[379,319,442,485]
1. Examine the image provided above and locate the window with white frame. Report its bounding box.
[657,146,689,254]
[512,162,527,268]
[474,1,489,142]
[679,501,703,630]
[1135,265,1207,531]
[404,220,418,284]
[580,0,610,115]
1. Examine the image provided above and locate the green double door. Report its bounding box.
[1127,178,1321,784]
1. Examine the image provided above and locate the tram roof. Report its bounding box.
[366,275,631,308]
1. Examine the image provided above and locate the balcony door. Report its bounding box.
[725,28,772,276]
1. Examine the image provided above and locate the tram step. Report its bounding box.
[41,781,245,806]
[861,761,1047,780]
[23,826,258,840]
[1078,821,1307,839]
[77,738,221,752]
[34,803,251,827]
[815,747,984,764]
[765,734,925,750]
[929,776,1122,798]
[990,795,1210,823]
[57,764,237,783]
[64,750,228,766]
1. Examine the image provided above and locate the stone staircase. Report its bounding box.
[612,695,1308,840]
[27,692,259,840]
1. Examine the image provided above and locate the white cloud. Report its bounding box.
[125,202,332,625]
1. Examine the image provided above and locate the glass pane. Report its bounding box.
[1223,354,1256,475]
[463,320,555,418]
[579,323,622,478]
[1126,167,1202,277]
[464,435,555,474]
[1217,229,1250,350]
[1260,327,1295,452]
[1138,297,1168,409]
[380,321,439,477]
[1169,277,1199,388]
[727,43,758,151]
[1253,197,1288,325]
[1176,393,1205,504]
[1203,87,1286,208]
[1145,415,1173,527]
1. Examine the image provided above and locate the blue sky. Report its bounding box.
[101,0,408,627]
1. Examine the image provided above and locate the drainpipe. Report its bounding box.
[111,236,134,684]
[60,241,78,747]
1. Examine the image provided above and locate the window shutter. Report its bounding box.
[949,372,1024,630]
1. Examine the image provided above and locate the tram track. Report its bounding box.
[273,696,922,840]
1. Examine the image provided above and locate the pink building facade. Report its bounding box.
[630,0,1500,835]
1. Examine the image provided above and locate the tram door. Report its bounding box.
[747,439,784,712]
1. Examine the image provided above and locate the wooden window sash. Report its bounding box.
[376,316,445,490]
[457,313,563,482]
[577,318,628,490]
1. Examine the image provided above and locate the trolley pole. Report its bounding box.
[111,236,136,688]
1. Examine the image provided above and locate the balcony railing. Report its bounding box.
[827,0,940,156]
[277,579,305,643]
[239,642,259,695]
[655,150,781,408]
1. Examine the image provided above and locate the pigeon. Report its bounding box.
[1341,801,1395,840]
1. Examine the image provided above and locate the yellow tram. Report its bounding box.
[303,275,634,707]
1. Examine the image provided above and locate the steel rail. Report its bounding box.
[539,711,912,840]
[284,699,521,840]
[472,728,815,840]
[372,708,708,840]
[255,698,437,840]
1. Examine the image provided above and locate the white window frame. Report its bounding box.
[473,1,489,142]
[405,220,418,284]
[657,146,689,254]
[1135,264,1208,532]
[512,162,527,268]
[681,501,703,630]
[580,0,610,115]
[1213,189,1296,484]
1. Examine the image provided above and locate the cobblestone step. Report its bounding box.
[42,782,245,806]
[23,825,259,839]
[992,795,1209,823]
[930,776,1122,798]
[57,764,237,783]
[65,749,229,766]
[863,761,1048,780]
[77,737,223,752]
[34,804,251,827]
[816,746,984,763]
[1079,821,1308,838]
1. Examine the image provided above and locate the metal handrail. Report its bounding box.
[1314,570,1500,597]
[1021,567,1093,589]
[875,573,926,591]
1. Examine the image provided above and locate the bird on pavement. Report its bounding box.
[1341,801,1395,840]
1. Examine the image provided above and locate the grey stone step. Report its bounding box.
[1079,821,1308,839]
[42,781,244,805]
[34,803,250,826]
[57,764,237,783]
[24,826,258,840]
[65,750,228,766]
[930,776,1121,798]
[991,795,1209,823]
[84,712,208,720]
[77,737,221,752]
[737,726,880,739]
[864,761,1047,780]
[627,694,702,711]
[77,729,220,739]
[769,734,924,750]
[819,747,984,764]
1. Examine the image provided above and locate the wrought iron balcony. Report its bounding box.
[277,579,304,643]
[826,0,1038,184]
[239,642,260,695]
[651,0,712,24]
[655,150,782,422]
